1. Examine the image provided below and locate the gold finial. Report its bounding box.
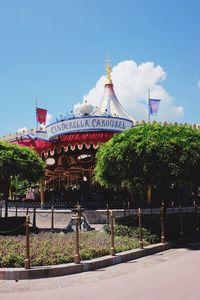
[106,56,113,84]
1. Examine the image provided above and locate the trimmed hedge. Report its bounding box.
[116,212,198,240]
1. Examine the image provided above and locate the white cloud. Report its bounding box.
[80,60,184,122]
[46,113,53,125]
[197,80,200,89]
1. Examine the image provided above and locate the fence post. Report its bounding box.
[179,205,184,238]
[51,205,54,231]
[161,200,165,210]
[32,207,36,228]
[78,206,82,230]
[194,201,199,231]
[5,200,8,218]
[24,215,31,269]
[74,212,80,264]
[106,203,109,225]
[123,202,126,217]
[0,204,2,217]
[160,206,165,244]
[110,210,115,256]
[26,207,29,216]
[15,204,18,217]
[138,208,143,249]
[128,201,130,217]
[171,201,175,215]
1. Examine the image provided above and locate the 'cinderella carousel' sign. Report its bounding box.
[46,116,133,139]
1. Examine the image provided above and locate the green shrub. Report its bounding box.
[1,252,24,267]
[103,224,158,244]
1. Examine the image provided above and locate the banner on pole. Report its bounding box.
[36,107,47,125]
[149,99,161,115]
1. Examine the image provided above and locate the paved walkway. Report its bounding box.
[1,247,200,300]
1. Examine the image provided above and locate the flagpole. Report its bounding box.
[35,97,38,131]
[148,89,150,123]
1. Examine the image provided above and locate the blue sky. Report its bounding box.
[0,0,200,136]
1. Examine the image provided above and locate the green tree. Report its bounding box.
[94,123,200,203]
[0,142,45,204]
[10,177,33,199]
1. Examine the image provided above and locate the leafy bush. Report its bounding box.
[103,224,158,244]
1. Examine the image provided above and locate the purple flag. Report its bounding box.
[149,99,161,115]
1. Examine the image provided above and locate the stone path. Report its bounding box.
[1,247,199,299]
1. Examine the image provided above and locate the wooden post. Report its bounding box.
[160,206,165,244]
[51,205,54,231]
[32,207,36,228]
[39,178,45,208]
[138,208,144,249]
[74,213,80,264]
[26,207,29,216]
[147,185,152,203]
[128,201,130,217]
[110,211,115,256]
[24,215,31,269]
[5,200,8,218]
[15,204,18,217]
[106,203,109,225]
[76,204,81,230]
[123,202,126,217]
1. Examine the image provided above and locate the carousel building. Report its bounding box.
[0,63,136,207]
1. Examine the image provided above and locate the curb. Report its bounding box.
[0,242,173,280]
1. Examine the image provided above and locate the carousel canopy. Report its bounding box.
[45,61,135,139]
[11,131,115,157]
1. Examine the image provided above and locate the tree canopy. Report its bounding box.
[0,142,45,196]
[94,123,200,200]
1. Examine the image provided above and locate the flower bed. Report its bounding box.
[0,226,158,268]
